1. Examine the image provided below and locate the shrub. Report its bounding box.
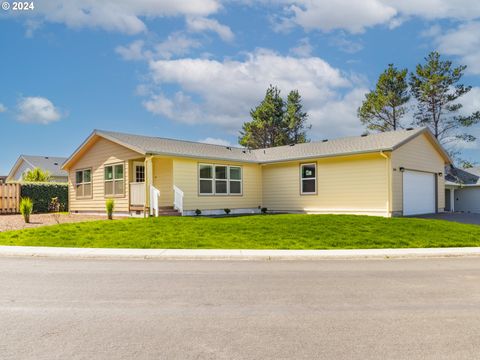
[20,182,68,213]
[22,167,51,182]
[195,209,202,216]
[224,208,231,215]
[106,199,115,220]
[20,198,33,223]
[261,207,268,214]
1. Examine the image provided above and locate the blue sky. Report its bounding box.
[1,1,480,174]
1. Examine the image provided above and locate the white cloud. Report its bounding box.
[154,33,202,59]
[116,33,202,61]
[284,0,397,33]
[329,34,363,53]
[272,0,480,34]
[198,137,232,146]
[143,49,365,139]
[289,38,313,57]
[26,0,221,35]
[115,40,146,61]
[186,17,234,42]
[16,97,62,125]
[0,103,6,112]
[433,22,480,74]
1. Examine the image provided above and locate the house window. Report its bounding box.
[301,163,316,194]
[215,165,228,194]
[134,163,145,183]
[229,166,242,194]
[75,169,92,198]
[199,164,243,195]
[105,163,124,196]
[199,164,213,195]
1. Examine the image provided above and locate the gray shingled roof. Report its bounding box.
[22,155,68,177]
[96,127,435,164]
[446,166,480,185]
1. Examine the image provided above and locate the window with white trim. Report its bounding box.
[199,164,213,195]
[104,163,124,196]
[301,163,316,194]
[199,164,242,195]
[229,166,242,194]
[75,169,92,198]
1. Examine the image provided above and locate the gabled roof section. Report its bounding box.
[62,127,452,168]
[8,155,68,180]
[446,166,480,185]
[97,130,259,163]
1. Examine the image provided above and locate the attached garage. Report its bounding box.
[403,170,436,215]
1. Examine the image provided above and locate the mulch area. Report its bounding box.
[0,214,107,232]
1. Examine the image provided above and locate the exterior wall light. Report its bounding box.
[399,167,405,172]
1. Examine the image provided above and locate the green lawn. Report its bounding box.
[0,214,479,249]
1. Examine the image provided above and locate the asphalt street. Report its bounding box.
[0,257,479,359]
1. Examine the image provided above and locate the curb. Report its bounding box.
[1,246,480,260]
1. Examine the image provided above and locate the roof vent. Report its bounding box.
[44,156,49,159]
[289,143,295,146]
[54,162,58,166]
[361,133,368,137]
[322,139,328,142]
[406,127,414,131]
[226,146,232,150]
[242,150,246,153]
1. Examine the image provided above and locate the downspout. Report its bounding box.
[380,151,391,217]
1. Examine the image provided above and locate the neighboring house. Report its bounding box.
[61,127,451,217]
[445,166,480,213]
[7,155,68,183]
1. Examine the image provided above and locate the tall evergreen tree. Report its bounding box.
[410,51,480,145]
[284,90,310,144]
[239,85,310,149]
[358,64,409,132]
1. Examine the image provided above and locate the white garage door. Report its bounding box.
[403,170,436,216]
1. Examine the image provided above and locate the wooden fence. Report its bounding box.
[0,183,20,214]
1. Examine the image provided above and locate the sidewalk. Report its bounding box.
[1,246,480,260]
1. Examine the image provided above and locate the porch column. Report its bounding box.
[145,156,153,215]
[450,188,455,212]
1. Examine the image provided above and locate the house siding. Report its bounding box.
[262,153,389,216]
[68,137,142,213]
[153,157,174,207]
[172,157,262,211]
[391,133,446,214]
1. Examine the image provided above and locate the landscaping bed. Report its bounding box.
[0,214,108,232]
[0,214,479,249]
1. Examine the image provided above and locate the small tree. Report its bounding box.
[22,167,51,182]
[358,64,410,132]
[20,198,33,223]
[410,51,480,145]
[224,208,231,215]
[106,199,115,220]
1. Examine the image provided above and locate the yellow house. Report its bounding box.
[61,127,451,217]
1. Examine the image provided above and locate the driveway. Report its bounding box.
[0,257,479,359]
[415,212,480,225]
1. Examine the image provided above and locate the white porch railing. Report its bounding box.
[150,185,161,217]
[173,185,184,215]
[130,182,146,206]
